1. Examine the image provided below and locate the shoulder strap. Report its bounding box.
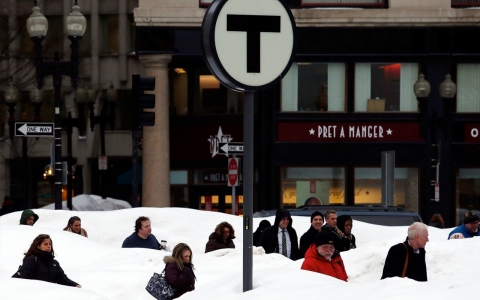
[401,242,409,278]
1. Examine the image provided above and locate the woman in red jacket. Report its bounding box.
[301,231,348,282]
[164,243,196,299]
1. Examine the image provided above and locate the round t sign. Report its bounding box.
[202,0,296,91]
[228,158,239,186]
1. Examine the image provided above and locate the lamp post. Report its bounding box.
[88,83,117,199]
[27,0,86,210]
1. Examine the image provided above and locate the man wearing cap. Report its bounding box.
[258,208,300,260]
[448,210,480,239]
[299,211,324,258]
[301,231,348,281]
[381,222,429,281]
[19,209,39,226]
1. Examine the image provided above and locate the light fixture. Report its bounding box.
[65,1,87,37]
[106,82,118,102]
[174,68,186,74]
[4,78,19,104]
[29,83,44,104]
[439,74,457,99]
[413,73,431,98]
[75,84,87,104]
[26,1,48,37]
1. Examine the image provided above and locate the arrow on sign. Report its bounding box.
[220,142,244,155]
[15,122,54,137]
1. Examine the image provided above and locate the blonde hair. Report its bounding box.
[172,243,194,271]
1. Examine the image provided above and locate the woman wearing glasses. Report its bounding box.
[15,234,81,287]
[205,221,236,253]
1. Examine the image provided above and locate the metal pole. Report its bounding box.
[67,112,73,210]
[132,128,139,207]
[53,56,63,210]
[243,91,254,292]
[100,106,107,200]
[232,154,236,215]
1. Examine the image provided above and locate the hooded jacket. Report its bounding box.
[163,256,196,299]
[301,244,348,281]
[205,232,235,253]
[258,209,300,260]
[19,209,39,225]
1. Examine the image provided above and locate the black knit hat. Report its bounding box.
[310,211,324,223]
[315,231,335,247]
[464,210,479,224]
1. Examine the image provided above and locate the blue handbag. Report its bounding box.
[145,270,176,300]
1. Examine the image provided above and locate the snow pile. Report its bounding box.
[41,194,131,211]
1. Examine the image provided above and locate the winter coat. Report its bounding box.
[321,225,351,252]
[19,251,79,286]
[121,232,160,249]
[64,227,88,237]
[258,209,300,260]
[205,232,235,253]
[301,244,348,281]
[381,238,427,282]
[163,256,196,299]
[19,209,39,225]
[253,220,271,247]
[448,223,480,239]
[299,226,320,258]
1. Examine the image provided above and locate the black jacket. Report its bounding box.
[164,256,196,299]
[258,209,300,260]
[19,252,78,286]
[321,225,351,252]
[299,226,320,258]
[381,238,427,282]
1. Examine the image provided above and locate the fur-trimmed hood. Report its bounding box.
[163,256,177,264]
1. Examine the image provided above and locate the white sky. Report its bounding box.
[0,194,478,299]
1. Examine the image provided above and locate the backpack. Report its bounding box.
[12,256,37,278]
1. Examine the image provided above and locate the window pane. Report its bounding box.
[281,63,346,112]
[457,64,480,112]
[456,168,480,225]
[101,15,119,54]
[354,167,419,212]
[355,63,418,112]
[171,68,188,116]
[281,167,345,208]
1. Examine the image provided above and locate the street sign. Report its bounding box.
[220,142,244,155]
[15,122,54,137]
[98,156,108,170]
[202,0,296,91]
[228,157,240,187]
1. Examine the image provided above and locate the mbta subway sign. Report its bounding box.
[202,0,296,91]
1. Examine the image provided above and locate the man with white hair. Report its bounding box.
[381,222,429,281]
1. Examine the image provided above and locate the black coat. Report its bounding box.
[381,238,427,282]
[19,252,78,286]
[258,209,300,260]
[299,226,320,258]
[164,257,196,299]
[321,225,351,252]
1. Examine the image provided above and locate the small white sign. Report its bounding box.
[434,182,439,202]
[98,156,108,170]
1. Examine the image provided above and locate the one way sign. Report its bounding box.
[15,122,54,137]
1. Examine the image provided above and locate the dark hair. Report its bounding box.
[214,222,235,239]
[172,243,194,271]
[135,216,150,233]
[429,213,445,228]
[337,215,353,233]
[63,216,81,231]
[23,234,54,262]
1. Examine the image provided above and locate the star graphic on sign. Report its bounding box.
[207,126,233,158]
[309,128,315,135]
[387,128,393,135]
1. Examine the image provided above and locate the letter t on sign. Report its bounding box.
[227,15,280,73]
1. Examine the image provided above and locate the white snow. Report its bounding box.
[0,196,478,299]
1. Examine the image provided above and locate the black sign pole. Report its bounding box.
[243,91,254,292]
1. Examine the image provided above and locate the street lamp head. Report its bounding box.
[29,84,44,104]
[75,85,87,104]
[106,82,118,103]
[87,86,97,104]
[4,78,19,105]
[413,73,431,99]
[439,74,457,99]
[26,3,48,37]
[66,2,87,37]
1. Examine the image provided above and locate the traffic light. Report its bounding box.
[132,74,155,128]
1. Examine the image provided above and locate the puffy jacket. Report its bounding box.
[205,232,235,253]
[19,252,78,286]
[163,256,196,299]
[301,244,348,281]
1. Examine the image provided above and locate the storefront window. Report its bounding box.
[100,15,119,54]
[171,68,188,116]
[456,168,480,225]
[281,167,345,208]
[457,64,480,112]
[281,63,346,112]
[354,167,419,212]
[355,63,418,112]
